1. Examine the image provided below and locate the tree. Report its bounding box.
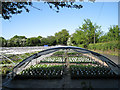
[0,37,7,47]
[26,37,40,46]
[40,37,48,46]
[9,35,27,46]
[46,36,56,46]
[98,25,119,43]
[37,36,42,39]
[71,30,85,45]
[55,29,69,45]
[107,25,119,41]
[1,1,95,20]
[71,19,102,48]
[98,33,108,43]
[81,19,101,44]
[12,35,26,39]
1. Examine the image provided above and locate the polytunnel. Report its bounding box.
[3,46,120,88]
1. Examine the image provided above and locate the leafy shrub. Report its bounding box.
[15,64,64,79]
[88,41,119,51]
[70,65,118,79]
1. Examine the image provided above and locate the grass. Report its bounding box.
[89,49,119,56]
[77,41,119,56]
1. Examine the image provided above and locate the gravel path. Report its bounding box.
[101,54,119,66]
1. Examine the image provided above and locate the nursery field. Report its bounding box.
[1,48,120,89]
[14,63,118,80]
[3,51,119,80]
[1,52,38,78]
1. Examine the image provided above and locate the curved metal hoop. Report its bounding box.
[12,46,120,77]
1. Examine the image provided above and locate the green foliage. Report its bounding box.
[40,56,65,63]
[2,2,84,20]
[88,41,119,51]
[53,51,65,55]
[55,29,69,45]
[1,66,13,77]
[6,35,27,47]
[37,36,42,39]
[98,25,119,43]
[40,36,57,46]
[40,38,48,46]
[67,52,81,55]
[70,65,118,79]
[0,37,7,47]
[26,37,40,46]
[71,19,102,47]
[15,64,64,79]
[2,2,32,19]
[1,21,119,48]
[45,36,56,46]
[0,60,12,64]
[1,35,57,47]
[78,44,84,48]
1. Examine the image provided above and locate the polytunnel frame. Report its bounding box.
[11,46,120,77]
[2,46,120,87]
[0,46,118,80]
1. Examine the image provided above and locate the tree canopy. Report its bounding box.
[0,37,7,47]
[1,0,95,20]
[98,25,119,43]
[1,19,118,47]
[71,19,102,47]
[26,37,40,46]
[55,29,69,45]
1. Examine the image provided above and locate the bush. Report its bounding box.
[14,64,64,79]
[70,65,118,79]
[87,41,119,51]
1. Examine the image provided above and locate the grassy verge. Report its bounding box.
[77,41,119,56]
[89,49,119,56]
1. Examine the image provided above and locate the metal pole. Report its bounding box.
[1,55,15,65]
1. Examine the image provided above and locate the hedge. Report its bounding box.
[87,41,119,51]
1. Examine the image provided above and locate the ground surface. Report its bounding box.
[2,60,120,89]
[2,77,120,89]
[102,54,119,66]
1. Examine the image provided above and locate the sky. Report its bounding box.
[1,1,118,40]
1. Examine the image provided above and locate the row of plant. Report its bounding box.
[40,57,65,63]
[1,52,36,64]
[15,64,64,79]
[1,66,13,78]
[68,57,97,64]
[53,51,65,55]
[53,51,82,56]
[70,65,119,79]
[40,56,97,64]
[1,53,37,78]
[5,64,119,79]
[67,52,82,56]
